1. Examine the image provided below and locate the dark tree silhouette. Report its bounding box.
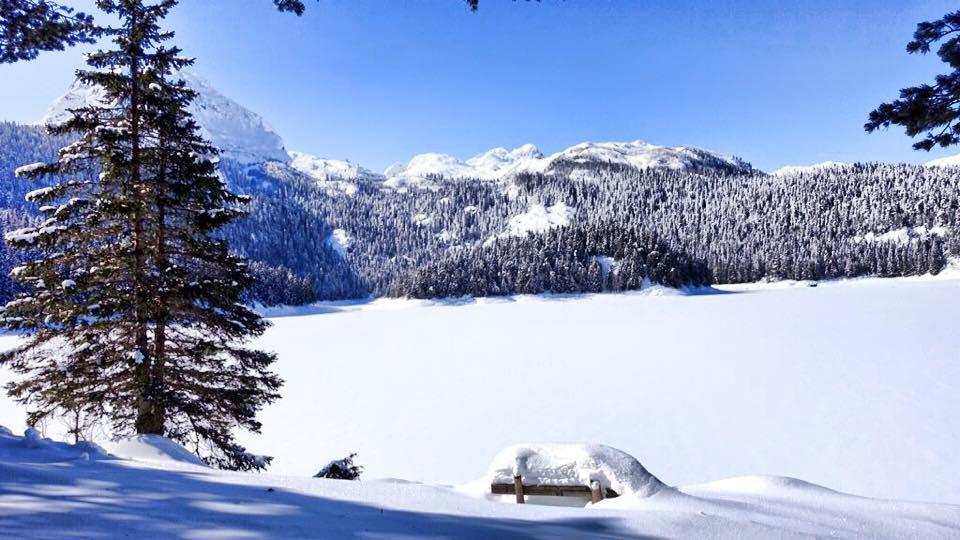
[2,1,487,64]
[866,10,960,150]
[0,0,96,62]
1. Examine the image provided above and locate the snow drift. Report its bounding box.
[102,434,207,467]
[2,425,959,539]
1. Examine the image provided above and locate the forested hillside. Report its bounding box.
[1,122,957,304]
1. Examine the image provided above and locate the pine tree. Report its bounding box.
[314,452,363,480]
[0,0,97,63]
[866,10,960,150]
[1,0,280,471]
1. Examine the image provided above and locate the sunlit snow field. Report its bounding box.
[2,273,959,506]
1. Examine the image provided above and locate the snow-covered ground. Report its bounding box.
[2,427,958,539]
[2,273,960,537]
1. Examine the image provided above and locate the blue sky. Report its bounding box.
[1,0,958,172]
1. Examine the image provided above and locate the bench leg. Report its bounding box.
[514,475,525,504]
[590,481,604,504]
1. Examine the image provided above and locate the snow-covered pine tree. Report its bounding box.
[314,453,363,480]
[1,0,281,471]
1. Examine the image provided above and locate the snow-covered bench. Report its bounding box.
[492,475,617,503]
[488,443,664,505]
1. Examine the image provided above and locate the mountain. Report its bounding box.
[384,141,755,187]
[13,73,956,305]
[924,153,960,168]
[39,73,756,186]
[288,151,384,195]
[39,71,289,164]
[769,161,851,176]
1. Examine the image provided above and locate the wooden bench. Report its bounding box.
[491,475,620,504]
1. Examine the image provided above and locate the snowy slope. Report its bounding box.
[2,427,958,539]
[288,150,383,183]
[384,140,754,186]
[3,276,959,508]
[39,71,289,164]
[288,150,383,195]
[924,153,960,167]
[769,161,852,176]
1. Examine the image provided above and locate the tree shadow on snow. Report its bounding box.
[0,458,661,540]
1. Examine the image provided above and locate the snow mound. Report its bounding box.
[488,443,665,498]
[0,426,106,463]
[40,71,289,164]
[682,475,839,499]
[103,434,207,467]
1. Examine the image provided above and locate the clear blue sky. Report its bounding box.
[1,0,958,172]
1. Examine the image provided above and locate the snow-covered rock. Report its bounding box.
[384,141,754,186]
[102,434,207,467]
[488,443,665,498]
[769,161,851,176]
[40,71,289,164]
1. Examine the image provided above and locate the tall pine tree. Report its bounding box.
[1,0,281,471]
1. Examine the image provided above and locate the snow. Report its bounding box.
[14,162,46,177]
[4,227,40,244]
[485,202,574,245]
[4,275,960,508]
[40,71,289,164]
[384,140,754,186]
[25,186,54,201]
[853,225,948,244]
[487,443,665,498]
[411,212,432,226]
[3,276,960,536]
[0,426,958,538]
[326,228,352,258]
[288,150,383,195]
[769,161,851,176]
[177,71,289,164]
[924,153,960,167]
[101,434,208,467]
[37,80,113,125]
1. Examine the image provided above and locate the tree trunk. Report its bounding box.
[129,8,161,435]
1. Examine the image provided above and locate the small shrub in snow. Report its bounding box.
[314,453,363,480]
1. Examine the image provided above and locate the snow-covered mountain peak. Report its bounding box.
[383,140,754,187]
[176,71,288,164]
[924,153,960,168]
[543,140,752,174]
[39,70,289,164]
[769,161,851,176]
[39,79,112,126]
[288,150,384,195]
